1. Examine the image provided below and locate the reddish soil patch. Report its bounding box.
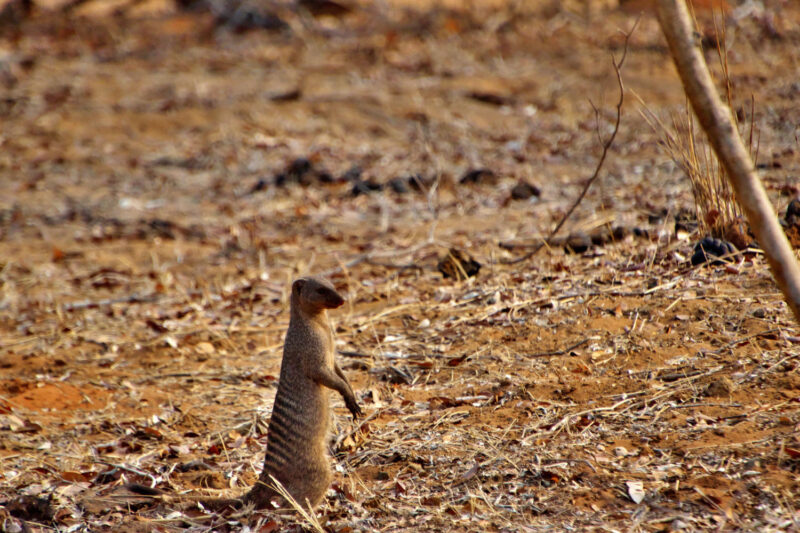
[7,382,110,412]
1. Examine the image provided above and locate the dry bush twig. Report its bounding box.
[657,0,800,324]
[638,100,743,237]
[503,17,639,265]
[637,12,754,242]
[525,338,589,358]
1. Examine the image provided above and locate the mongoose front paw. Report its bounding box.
[346,399,363,419]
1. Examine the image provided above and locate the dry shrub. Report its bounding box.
[639,13,758,242]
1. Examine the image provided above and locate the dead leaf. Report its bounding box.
[460,461,479,483]
[447,354,468,367]
[258,520,280,533]
[626,481,645,504]
[60,471,91,483]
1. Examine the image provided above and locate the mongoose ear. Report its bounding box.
[292,279,306,293]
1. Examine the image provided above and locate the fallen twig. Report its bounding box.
[525,338,589,358]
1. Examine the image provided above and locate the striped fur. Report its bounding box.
[243,276,361,509]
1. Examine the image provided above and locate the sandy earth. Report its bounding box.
[1,1,799,531]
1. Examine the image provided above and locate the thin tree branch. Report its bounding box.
[656,0,800,325]
[502,17,640,265]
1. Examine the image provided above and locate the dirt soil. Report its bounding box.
[1,1,800,531]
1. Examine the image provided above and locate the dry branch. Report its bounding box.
[656,0,800,325]
[503,18,639,265]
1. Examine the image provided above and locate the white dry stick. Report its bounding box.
[656,0,800,325]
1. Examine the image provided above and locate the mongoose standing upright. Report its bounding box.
[244,275,362,508]
[123,276,361,511]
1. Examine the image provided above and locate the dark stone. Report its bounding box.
[510,180,541,200]
[351,179,383,196]
[217,9,289,33]
[299,0,352,17]
[564,232,592,254]
[388,176,410,194]
[274,157,322,187]
[3,495,54,524]
[691,236,738,266]
[785,198,800,225]
[316,170,335,184]
[250,177,269,193]
[459,168,496,185]
[287,157,312,179]
[341,165,363,182]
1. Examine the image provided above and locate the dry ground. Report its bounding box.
[1,1,800,531]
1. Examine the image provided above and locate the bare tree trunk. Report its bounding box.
[656,0,800,325]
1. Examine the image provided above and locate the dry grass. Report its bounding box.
[637,12,761,241]
[639,101,741,237]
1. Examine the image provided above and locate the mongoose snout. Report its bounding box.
[294,277,345,309]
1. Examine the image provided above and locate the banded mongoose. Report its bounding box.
[126,276,361,511]
[244,275,362,508]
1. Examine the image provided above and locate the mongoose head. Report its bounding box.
[291,276,345,315]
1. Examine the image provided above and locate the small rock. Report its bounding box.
[459,168,496,185]
[785,198,800,225]
[196,342,215,354]
[691,236,738,266]
[564,232,592,254]
[298,0,352,17]
[387,176,410,194]
[316,170,335,183]
[249,177,269,193]
[341,165,363,182]
[510,180,541,200]
[590,226,630,246]
[5,495,54,523]
[287,157,312,178]
[274,157,313,186]
[269,88,302,102]
[273,157,336,187]
[216,9,289,33]
[466,91,514,106]
[351,178,383,196]
[671,518,689,531]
